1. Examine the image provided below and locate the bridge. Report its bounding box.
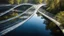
[0,3,64,36]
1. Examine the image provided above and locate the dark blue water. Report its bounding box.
[0,6,13,12]
[4,14,52,36]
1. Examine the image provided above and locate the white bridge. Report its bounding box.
[0,3,64,35]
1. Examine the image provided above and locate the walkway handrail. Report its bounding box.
[0,6,33,24]
[0,3,35,17]
[38,8,64,34]
[0,4,46,35]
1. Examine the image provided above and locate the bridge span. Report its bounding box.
[0,3,64,35]
[0,3,46,35]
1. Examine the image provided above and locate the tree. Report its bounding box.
[23,0,28,3]
[0,12,18,21]
[16,0,22,4]
[8,0,22,4]
[60,0,64,10]
[9,0,14,4]
[46,0,60,11]
[55,11,64,27]
[33,0,43,4]
[45,0,64,29]
[39,0,43,4]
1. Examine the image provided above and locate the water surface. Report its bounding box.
[4,14,52,36]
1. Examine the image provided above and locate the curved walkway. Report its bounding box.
[0,4,46,35]
[0,3,35,17]
[0,3,64,36]
[38,8,64,34]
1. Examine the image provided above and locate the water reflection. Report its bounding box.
[37,12,64,36]
[3,12,64,36]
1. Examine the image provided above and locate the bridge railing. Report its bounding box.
[0,4,43,35]
[39,8,61,24]
[0,3,35,17]
[38,8,64,33]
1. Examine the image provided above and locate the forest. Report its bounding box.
[0,0,64,28]
[42,0,64,34]
[45,0,64,28]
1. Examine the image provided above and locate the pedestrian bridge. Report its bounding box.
[0,3,64,36]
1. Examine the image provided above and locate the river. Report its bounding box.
[3,13,53,36]
[0,5,63,36]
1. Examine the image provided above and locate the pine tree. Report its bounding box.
[23,0,28,3]
[46,0,60,12]
[33,0,43,4]
[39,0,43,4]
[9,0,14,4]
[16,0,22,4]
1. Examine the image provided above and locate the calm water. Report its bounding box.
[0,6,63,36]
[4,14,52,36]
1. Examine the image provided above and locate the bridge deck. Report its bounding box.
[0,3,64,36]
[0,4,44,35]
[38,8,64,33]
